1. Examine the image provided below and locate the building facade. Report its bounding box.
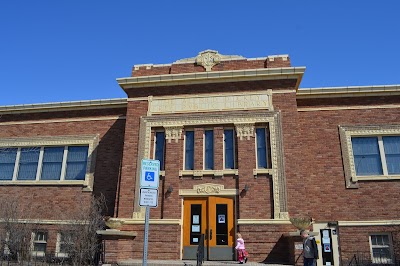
[0,50,399,265]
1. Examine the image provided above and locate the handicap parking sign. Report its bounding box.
[140,159,160,189]
[145,171,154,181]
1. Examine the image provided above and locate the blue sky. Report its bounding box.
[0,1,399,105]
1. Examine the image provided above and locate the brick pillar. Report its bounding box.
[162,126,183,219]
[214,127,224,170]
[116,100,148,218]
[236,123,256,219]
[194,127,204,170]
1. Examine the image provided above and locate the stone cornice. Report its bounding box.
[297,84,400,99]
[117,67,305,90]
[0,98,127,115]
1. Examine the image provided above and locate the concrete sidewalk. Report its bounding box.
[114,259,288,266]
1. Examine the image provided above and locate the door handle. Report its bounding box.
[210,229,213,240]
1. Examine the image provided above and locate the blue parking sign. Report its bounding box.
[140,159,160,188]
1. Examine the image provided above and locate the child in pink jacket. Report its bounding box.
[235,233,248,264]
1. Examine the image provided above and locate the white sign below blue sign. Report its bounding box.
[140,159,160,189]
[139,188,158,208]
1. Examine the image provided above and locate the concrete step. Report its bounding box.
[113,259,287,266]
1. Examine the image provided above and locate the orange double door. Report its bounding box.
[183,196,235,261]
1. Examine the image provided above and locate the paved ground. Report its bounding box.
[114,259,287,266]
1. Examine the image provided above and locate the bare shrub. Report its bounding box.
[58,194,106,266]
[0,194,35,261]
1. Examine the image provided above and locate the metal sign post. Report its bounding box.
[143,206,150,266]
[140,159,160,266]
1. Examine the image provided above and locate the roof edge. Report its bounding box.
[118,67,306,90]
[0,98,128,115]
[297,85,400,99]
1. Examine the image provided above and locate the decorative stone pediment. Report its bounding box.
[179,183,237,196]
[195,50,222,71]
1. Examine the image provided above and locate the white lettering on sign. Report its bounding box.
[139,188,158,208]
[149,92,272,114]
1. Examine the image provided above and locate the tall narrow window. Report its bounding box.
[17,147,40,180]
[41,147,64,180]
[185,131,194,170]
[383,136,400,174]
[155,132,165,170]
[352,137,383,176]
[204,130,214,170]
[224,129,235,169]
[0,148,17,180]
[57,232,72,258]
[256,128,268,169]
[65,146,88,180]
[32,231,47,256]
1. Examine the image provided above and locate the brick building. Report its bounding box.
[0,50,399,265]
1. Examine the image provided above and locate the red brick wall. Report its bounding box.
[238,224,294,263]
[116,101,148,218]
[339,225,400,264]
[112,224,181,262]
[0,108,126,218]
[131,56,291,77]
[286,105,400,221]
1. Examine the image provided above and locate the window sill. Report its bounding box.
[356,175,400,181]
[55,253,69,258]
[253,168,274,177]
[0,179,93,191]
[179,169,238,178]
[31,251,46,257]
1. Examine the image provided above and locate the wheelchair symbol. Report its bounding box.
[145,171,154,181]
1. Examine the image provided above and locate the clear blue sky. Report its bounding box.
[1,1,399,105]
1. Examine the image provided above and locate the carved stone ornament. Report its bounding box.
[195,50,222,71]
[195,183,223,194]
[164,126,183,143]
[235,123,255,140]
[132,111,288,219]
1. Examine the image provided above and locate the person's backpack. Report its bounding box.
[311,238,319,259]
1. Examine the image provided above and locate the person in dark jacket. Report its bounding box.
[300,229,319,266]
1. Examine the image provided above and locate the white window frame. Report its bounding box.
[223,128,236,170]
[3,232,10,255]
[0,135,98,190]
[31,231,47,257]
[183,129,195,171]
[255,126,271,170]
[369,233,393,264]
[55,232,70,258]
[203,128,214,171]
[339,125,400,188]
[153,130,166,174]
